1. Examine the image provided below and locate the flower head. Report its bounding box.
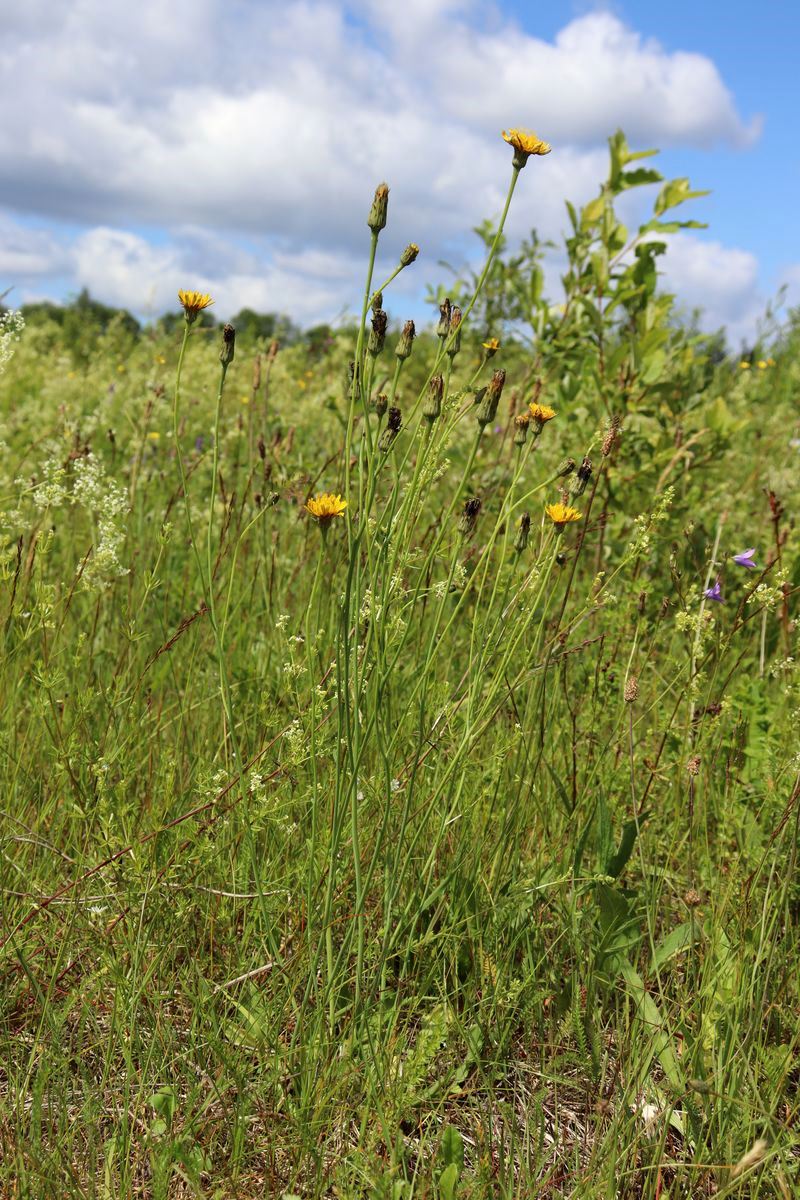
[482,337,501,358]
[739,361,751,370]
[305,492,347,527]
[704,579,723,603]
[529,402,556,433]
[178,290,214,323]
[502,128,552,168]
[733,547,758,570]
[545,501,581,529]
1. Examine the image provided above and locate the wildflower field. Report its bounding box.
[1,131,799,1198]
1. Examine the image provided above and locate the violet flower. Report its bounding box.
[704,579,723,603]
[733,547,757,569]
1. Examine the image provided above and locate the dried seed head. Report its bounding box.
[267,339,279,362]
[395,319,416,361]
[368,182,389,234]
[368,308,388,356]
[252,354,262,391]
[637,590,647,614]
[686,755,701,777]
[476,368,506,428]
[437,298,452,340]
[446,306,463,359]
[371,291,383,314]
[400,243,419,267]
[423,374,443,423]
[570,456,593,497]
[219,323,236,366]
[624,676,638,703]
[378,406,402,451]
[514,512,531,553]
[513,413,530,446]
[257,435,266,461]
[458,496,482,537]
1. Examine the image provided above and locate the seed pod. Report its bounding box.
[514,512,531,553]
[219,323,236,366]
[395,319,416,361]
[476,368,506,428]
[458,496,481,537]
[368,182,389,234]
[423,374,443,423]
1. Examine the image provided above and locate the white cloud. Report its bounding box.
[0,1,764,334]
[658,233,763,346]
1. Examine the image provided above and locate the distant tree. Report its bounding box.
[228,308,299,343]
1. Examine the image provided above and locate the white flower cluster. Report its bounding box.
[0,309,24,375]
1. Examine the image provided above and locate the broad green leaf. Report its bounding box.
[619,168,664,190]
[441,1125,464,1170]
[652,920,702,971]
[438,1163,459,1200]
[655,177,711,216]
[581,195,605,226]
[605,811,649,879]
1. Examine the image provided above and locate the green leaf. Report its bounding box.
[438,1163,460,1200]
[652,920,702,971]
[581,195,605,227]
[619,962,684,1092]
[605,811,648,879]
[441,1125,464,1170]
[619,168,663,190]
[654,177,711,216]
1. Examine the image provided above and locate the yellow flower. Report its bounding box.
[529,402,556,427]
[305,492,347,526]
[482,337,501,358]
[546,501,581,529]
[767,357,776,366]
[757,360,767,369]
[155,354,166,365]
[147,431,161,441]
[502,128,552,167]
[178,289,214,323]
[739,361,751,370]
[241,395,250,404]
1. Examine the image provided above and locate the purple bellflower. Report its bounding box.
[704,579,723,603]
[733,548,757,569]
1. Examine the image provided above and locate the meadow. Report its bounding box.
[0,129,798,1198]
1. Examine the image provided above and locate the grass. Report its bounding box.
[0,134,799,1198]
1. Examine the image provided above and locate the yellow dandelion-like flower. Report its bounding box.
[767,357,776,366]
[529,402,556,427]
[482,337,501,356]
[178,289,214,323]
[305,492,347,526]
[739,361,751,370]
[545,501,581,529]
[146,431,161,441]
[757,360,767,369]
[502,128,552,168]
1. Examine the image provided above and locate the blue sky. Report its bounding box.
[1,0,797,346]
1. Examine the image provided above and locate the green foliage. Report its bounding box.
[0,131,798,1198]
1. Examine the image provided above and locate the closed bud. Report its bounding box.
[447,306,463,359]
[395,319,416,361]
[458,496,481,538]
[372,392,388,418]
[219,323,236,366]
[556,457,576,478]
[257,435,266,460]
[371,291,383,315]
[476,368,506,428]
[514,512,531,553]
[513,413,530,446]
[378,406,402,451]
[400,243,419,267]
[368,182,389,234]
[437,298,452,340]
[423,374,443,423]
[368,308,388,356]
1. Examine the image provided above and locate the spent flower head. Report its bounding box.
[178,290,214,324]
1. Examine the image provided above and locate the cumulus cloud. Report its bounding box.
[0,1,762,331]
[658,234,763,347]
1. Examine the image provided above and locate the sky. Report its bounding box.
[1,0,798,348]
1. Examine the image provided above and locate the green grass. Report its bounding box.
[1,138,799,1198]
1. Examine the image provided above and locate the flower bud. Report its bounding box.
[514,512,531,553]
[395,319,416,361]
[371,291,383,314]
[476,368,506,428]
[458,496,481,538]
[372,392,388,418]
[446,306,463,359]
[219,323,236,366]
[368,183,389,234]
[378,406,402,451]
[513,413,530,446]
[400,243,419,267]
[556,457,575,478]
[368,308,388,356]
[570,456,593,497]
[423,374,443,423]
